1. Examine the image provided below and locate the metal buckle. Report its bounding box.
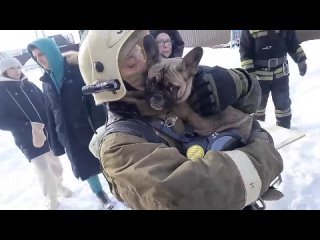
[283,62,289,75]
[164,116,178,128]
[268,58,279,69]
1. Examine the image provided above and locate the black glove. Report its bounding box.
[188,66,239,117]
[248,120,274,145]
[298,61,307,76]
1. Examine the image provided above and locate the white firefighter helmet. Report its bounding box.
[78,30,148,105]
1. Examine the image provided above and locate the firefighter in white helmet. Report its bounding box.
[78,30,283,210]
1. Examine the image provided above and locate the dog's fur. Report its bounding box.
[143,35,253,141]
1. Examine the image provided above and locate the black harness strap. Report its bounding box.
[145,119,192,143]
[105,119,169,146]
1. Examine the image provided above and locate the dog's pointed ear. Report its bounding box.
[181,47,203,75]
[143,34,161,67]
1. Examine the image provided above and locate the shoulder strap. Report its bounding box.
[104,119,169,146]
[145,119,192,143]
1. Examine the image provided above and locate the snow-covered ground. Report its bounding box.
[1,40,320,210]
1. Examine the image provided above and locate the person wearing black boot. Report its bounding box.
[240,30,307,129]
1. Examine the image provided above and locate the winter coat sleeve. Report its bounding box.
[83,94,107,130]
[239,30,255,73]
[42,83,65,156]
[0,99,30,132]
[229,68,261,114]
[285,30,307,63]
[99,131,283,210]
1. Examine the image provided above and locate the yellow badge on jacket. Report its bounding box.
[187,145,205,160]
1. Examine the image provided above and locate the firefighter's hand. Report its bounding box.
[188,67,238,117]
[298,61,307,76]
[188,74,219,117]
[248,120,274,145]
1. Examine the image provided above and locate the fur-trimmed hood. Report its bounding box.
[149,30,185,58]
[62,51,79,65]
[0,75,27,82]
[0,76,20,82]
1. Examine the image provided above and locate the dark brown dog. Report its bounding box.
[143,34,253,141]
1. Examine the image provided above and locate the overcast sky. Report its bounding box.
[0,30,80,52]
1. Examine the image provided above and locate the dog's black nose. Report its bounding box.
[153,93,163,101]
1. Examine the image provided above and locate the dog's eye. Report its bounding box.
[169,84,179,93]
[176,66,182,73]
[149,77,157,86]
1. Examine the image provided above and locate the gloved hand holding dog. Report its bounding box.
[31,122,46,148]
[247,120,274,145]
[188,67,261,117]
[185,66,263,144]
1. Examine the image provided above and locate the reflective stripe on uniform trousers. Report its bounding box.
[255,108,266,117]
[223,150,262,207]
[275,107,291,118]
[255,66,287,80]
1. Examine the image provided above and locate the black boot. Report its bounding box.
[276,118,291,129]
[254,114,265,122]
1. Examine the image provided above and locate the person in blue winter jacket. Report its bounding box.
[0,57,72,210]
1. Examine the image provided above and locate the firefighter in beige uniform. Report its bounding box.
[78,30,284,210]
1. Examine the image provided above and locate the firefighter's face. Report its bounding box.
[120,44,146,77]
[119,44,147,91]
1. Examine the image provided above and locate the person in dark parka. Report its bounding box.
[27,38,113,210]
[0,57,72,210]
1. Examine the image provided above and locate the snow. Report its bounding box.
[1,39,320,210]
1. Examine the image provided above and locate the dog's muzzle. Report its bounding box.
[150,93,166,110]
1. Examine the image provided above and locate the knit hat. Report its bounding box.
[0,57,22,74]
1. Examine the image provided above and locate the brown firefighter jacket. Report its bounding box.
[98,67,284,210]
